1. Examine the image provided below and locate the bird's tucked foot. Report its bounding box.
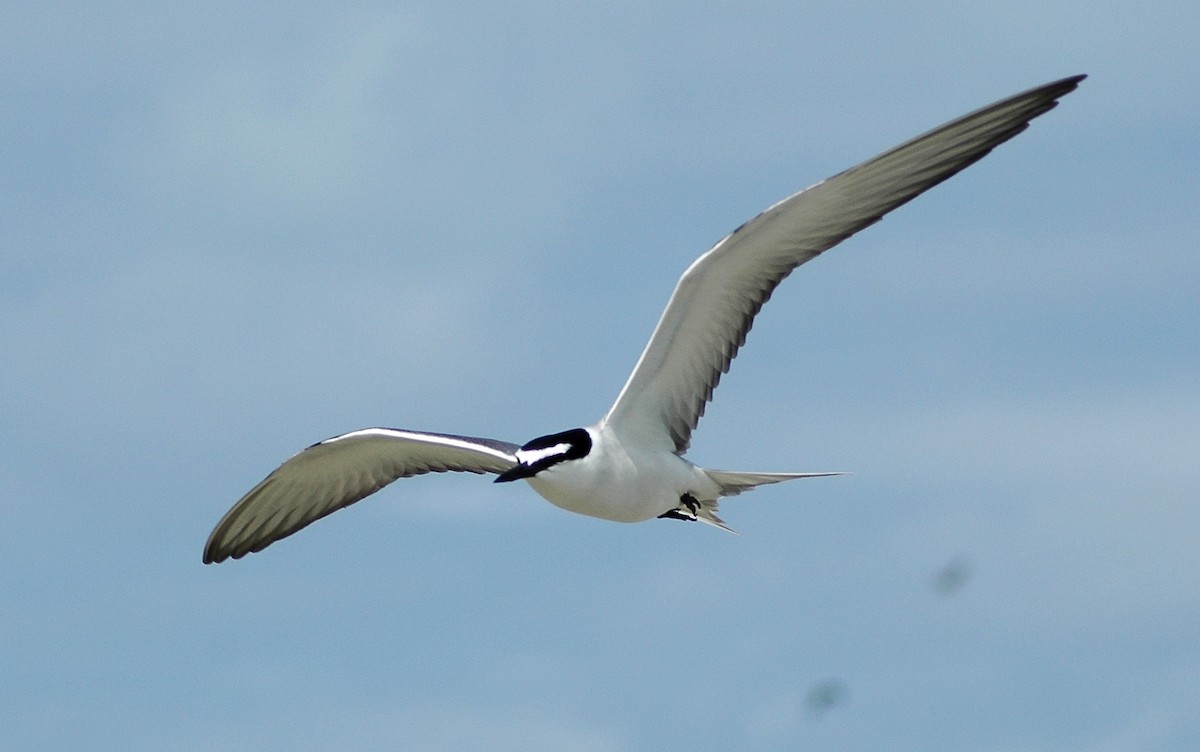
[658,493,702,522]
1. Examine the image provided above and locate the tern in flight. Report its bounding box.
[204,75,1083,563]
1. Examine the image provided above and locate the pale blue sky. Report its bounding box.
[3,2,1198,750]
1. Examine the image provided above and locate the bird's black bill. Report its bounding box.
[494,464,536,483]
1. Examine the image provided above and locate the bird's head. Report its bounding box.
[494,427,593,483]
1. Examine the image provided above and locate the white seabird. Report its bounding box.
[204,75,1084,563]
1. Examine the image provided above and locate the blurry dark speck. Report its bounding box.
[932,555,973,597]
[804,678,848,719]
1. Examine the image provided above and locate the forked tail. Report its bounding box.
[689,469,844,533]
[704,469,844,496]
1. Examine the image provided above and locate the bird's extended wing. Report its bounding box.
[603,75,1084,452]
[203,429,519,563]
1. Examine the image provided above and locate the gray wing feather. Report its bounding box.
[203,428,519,563]
[603,75,1084,452]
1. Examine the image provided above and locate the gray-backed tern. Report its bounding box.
[204,75,1083,563]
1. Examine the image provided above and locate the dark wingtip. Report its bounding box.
[1045,73,1087,98]
[1061,73,1087,92]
